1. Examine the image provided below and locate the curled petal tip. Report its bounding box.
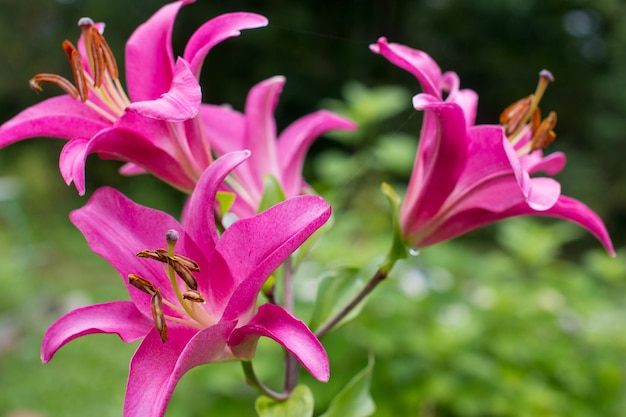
[540,69,554,82]
[411,93,439,110]
[369,36,388,53]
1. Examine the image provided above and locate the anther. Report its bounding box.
[500,69,556,145]
[170,254,200,272]
[29,74,80,99]
[62,41,88,101]
[137,249,200,273]
[128,274,157,295]
[151,289,168,343]
[530,111,557,151]
[137,249,169,263]
[182,290,205,303]
[170,261,198,291]
[500,96,532,136]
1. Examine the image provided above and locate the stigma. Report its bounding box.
[500,70,557,156]
[29,17,131,123]
[129,230,211,343]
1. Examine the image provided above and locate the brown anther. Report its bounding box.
[530,111,557,151]
[529,108,541,133]
[137,249,169,263]
[78,18,98,84]
[170,261,198,291]
[137,249,200,272]
[170,254,200,272]
[128,274,157,295]
[500,96,532,136]
[137,248,200,289]
[182,290,205,304]
[94,30,119,80]
[62,40,88,101]
[77,18,119,87]
[151,289,168,343]
[29,74,80,99]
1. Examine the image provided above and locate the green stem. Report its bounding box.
[314,266,390,339]
[241,361,290,401]
[282,257,299,393]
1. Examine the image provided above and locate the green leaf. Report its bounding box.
[380,182,408,273]
[309,266,366,332]
[258,175,287,213]
[216,191,236,216]
[255,385,314,417]
[320,356,376,417]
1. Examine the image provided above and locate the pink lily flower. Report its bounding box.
[399,91,614,254]
[203,76,358,218]
[370,36,478,126]
[0,0,268,194]
[41,151,332,417]
[371,38,613,254]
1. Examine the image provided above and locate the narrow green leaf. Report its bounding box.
[216,191,236,216]
[255,385,314,417]
[309,267,365,332]
[258,175,287,213]
[380,182,408,273]
[320,356,376,417]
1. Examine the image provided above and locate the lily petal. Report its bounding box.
[522,150,566,176]
[128,59,201,122]
[125,0,194,101]
[69,187,186,315]
[229,303,330,382]
[278,110,357,197]
[219,195,331,321]
[59,137,89,195]
[525,177,561,211]
[242,76,285,192]
[184,12,269,78]
[370,37,442,97]
[183,150,251,251]
[401,95,467,231]
[124,321,236,417]
[418,195,614,255]
[86,126,197,192]
[505,195,615,256]
[41,301,151,363]
[0,96,109,147]
[199,104,247,154]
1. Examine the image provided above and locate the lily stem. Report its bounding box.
[282,256,300,393]
[241,361,290,401]
[314,267,389,340]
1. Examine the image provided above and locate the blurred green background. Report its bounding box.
[1,0,626,416]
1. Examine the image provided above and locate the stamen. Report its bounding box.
[62,41,89,101]
[183,290,206,303]
[500,96,532,136]
[128,274,157,295]
[170,261,198,290]
[151,289,168,343]
[137,249,169,263]
[170,254,200,272]
[530,111,557,151]
[78,18,98,84]
[29,74,80,99]
[500,69,556,147]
